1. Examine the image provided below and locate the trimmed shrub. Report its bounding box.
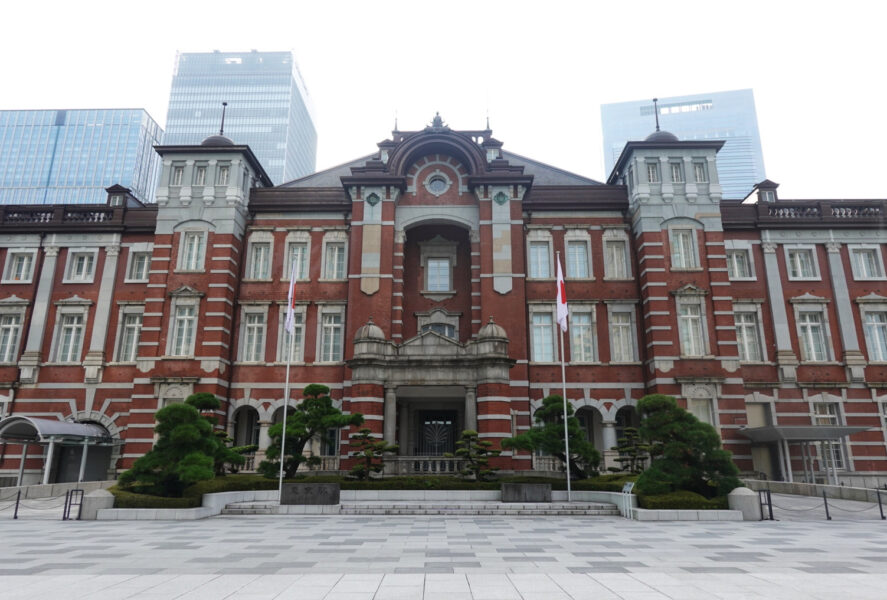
[638,490,728,510]
[109,486,199,509]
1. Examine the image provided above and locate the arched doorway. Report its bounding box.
[615,405,640,444]
[575,406,605,452]
[232,406,259,447]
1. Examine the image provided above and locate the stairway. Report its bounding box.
[221,500,621,516]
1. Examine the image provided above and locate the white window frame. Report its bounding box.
[316,304,345,363]
[669,228,699,270]
[418,236,458,297]
[526,229,553,280]
[646,161,660,183]
[113,304,144,363]
[320,230,348,282]
[606,302,638,363]
[63,248,99,284]
[277,303,307,363]
[216,162,231,186]
[602,228,631,280]
[2,249,37,284]
[193,163,207,186]
[726,249,754,280]
[529,304,557,363]
[687,398,715,426]
[238,306,268,363]
[245,231,273,281]
[669,161,684,183]
[693,161,708,183]
[0,298,27,364]
[675,292,710,358]
[848,245,886,281]
[568,303,597,363]
[791,299,833,363]
[858,300,887,363]
[733,303,767,363]
[170,163,185,187]
[784,245,820,281]
[177,230,207,272]
[564,229,593,280]
[283,229,312,282]
[49,302,90,364]
[812,400,845,470]
[166,293,201,357]
[124,245,153,283]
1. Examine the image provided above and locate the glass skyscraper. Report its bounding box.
[163,50,317,185]
[601,89,766,199]
[0,109,163,204]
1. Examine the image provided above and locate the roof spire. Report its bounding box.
[393,108,398,132]
[652,98,660,132]
[219,102,228,136]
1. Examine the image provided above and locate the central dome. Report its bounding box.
[644,130,679,143]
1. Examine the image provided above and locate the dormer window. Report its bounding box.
[761,190,776,203]
[109,194,124,207]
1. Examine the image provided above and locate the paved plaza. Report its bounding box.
[2,510,887,599]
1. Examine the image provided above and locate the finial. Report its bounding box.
[367,316,374,325]
[219,102,228,136]
[487,316,495,324]
[432,112,444,129]
[393,109,398,132]
[652,98,660,132]
[486,114,490,130]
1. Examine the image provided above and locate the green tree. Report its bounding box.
[445,429,501,481]
[258,384,364,479]
[118,393,240,497]
[609,426,650,474]
[186,392,246,476]
[633,394,742,498]
[349,428,398,480]
[501,394,600,479]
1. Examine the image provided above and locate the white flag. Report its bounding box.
[285,260,298,334]
[556,257,568,332]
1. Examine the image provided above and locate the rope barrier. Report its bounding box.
[17,499,66,510]
[0,491,19,502]
[770,501,823,512]
[827,501,879,513]
[0,502,15,512]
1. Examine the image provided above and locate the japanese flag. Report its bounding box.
[556,257,568,332]
[284,260,298,334]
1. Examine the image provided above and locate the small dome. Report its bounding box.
[644,130,679,143]
[478,317,507,339]
[201,134,235,147]
[354,317,385,341]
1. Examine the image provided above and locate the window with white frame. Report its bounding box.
[179,231,206,271]
[603,237,629,279]
[693,161,708,183]
[786,247,818,279]
[317,307,344,362]
[286,237,310,281]
[813,402,844,469]
[278,305,305,362]
[193,164,207,186]
[670,161,684,183]
[608,308,636,362]
[3,251,35,283]
[0,313,22,363]
[863,310,887,362]
[170,164,184,186]
[565,239,590,279]
[247,242,271,280]
[849,246,885,280]
[528,241,551,279]
[735,310,763,362]
[65,250,97,283]
[170,304,198,356]
[321,231,347,281]
[240,311,266,362]
[687,398,714,425]
[797,310,829,362]
[530,309,555,362]
[646,162,660,183]
[54,313,85,363]
[426,258,451,291]
[216,163,230,185]
[115,310,143,362]
[569,306,596,362]
[127,251,151,281]
[727,249,753,279]
[677,300,706,357]
[670,229,698,269]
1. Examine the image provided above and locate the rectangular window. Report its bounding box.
[181,232,205,271]
[288,242,309,280]
[531,312,555,362]
[813,403,844,469]
[116,313,142,362]
[324,243,346,280]
[320,312,343,362]
[56,314,84,363]
[670,162,684,183]
[171,166,184,186]
[6,253,33,282]
[67,252,95,282]
[242,313,266,362]
[566,241,589,279]
[570,311,595,362]
[727,250,752,279]
[528,242,550,278]
[851,248,884,279]
[248,243,271,279]
[671,229,697,269]
[787,248,816,279]
[171,305,197,356]
[687,398,714,425]
[604,240,628,279]
[0,314,21,363]
[280,312,304,362]
[678,303,705,356]
[216,165,230,185]
[610,311,634,362]
[128,252,151,281]
[194,165,207,186]
[646,162,660,183]
[426,258,451,291]
[694,162,707,182]
[798,311,828,361]
[735,311,763,362]
[864,311,887,362]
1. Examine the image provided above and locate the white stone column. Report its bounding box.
[19,245,59,383]
[464,388,477,433]
[398,401,409,456]
[84,243,121,383]
[16,443,28,486]
[77,439,89,483]
[825,242,867,381]
[42,439,56,485]
[602,422,618,451]
[258,421,272,450]
[384,388,397,445]
[762,241,798,381]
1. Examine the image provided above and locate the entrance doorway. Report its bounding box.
[417,410,457,456]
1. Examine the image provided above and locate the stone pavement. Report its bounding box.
[2,513,887,599]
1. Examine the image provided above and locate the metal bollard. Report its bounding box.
[878,489,885,521]
[823,491,831,520]
[13,490,20,520]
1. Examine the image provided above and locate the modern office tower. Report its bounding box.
[163,50,317,184]
[0,109,163,204]
[601,89,766,199]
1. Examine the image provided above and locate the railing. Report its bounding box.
[3,209,55,223]
[758,200,886,223]
[386,456,464,475]
[63,208,114,223]
[532,455,562,472]
[306,456,340,471]
[240,452,256,472]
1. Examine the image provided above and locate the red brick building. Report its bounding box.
[1,117,886,487]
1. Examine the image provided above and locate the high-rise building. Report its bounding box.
[601,89,766,199]
[163,50,317,184]
[0,109,163,204]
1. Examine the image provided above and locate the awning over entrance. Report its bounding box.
[0,416,112,445]
[737,425,870,443]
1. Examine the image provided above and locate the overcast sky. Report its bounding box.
[2,1,883,199]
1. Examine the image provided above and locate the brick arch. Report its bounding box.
[406,155,469,197]
[387,132,486,177]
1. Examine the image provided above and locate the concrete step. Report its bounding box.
[221,500,621,516]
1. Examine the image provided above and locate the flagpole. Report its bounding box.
[556,251,572,502]
[277,330,295,504]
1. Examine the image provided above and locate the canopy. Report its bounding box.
[0,416,113,445]
[737,425,870,443]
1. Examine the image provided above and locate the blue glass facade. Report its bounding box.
[163,51,317,185]
[0,109,163,204]
[601,89,766,199]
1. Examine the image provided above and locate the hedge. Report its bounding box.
[109,486,200,509]
[637,490,728,510]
